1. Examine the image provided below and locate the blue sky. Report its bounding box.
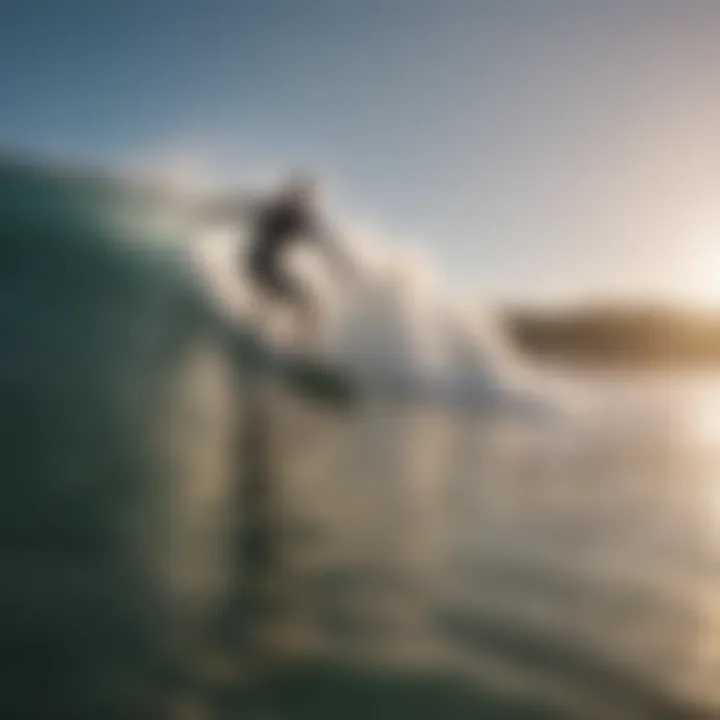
[4,0,720,302]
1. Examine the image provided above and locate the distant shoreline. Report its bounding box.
[505,306,720,368]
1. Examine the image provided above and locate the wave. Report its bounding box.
[1,155,696,720]
[0,153,575,420]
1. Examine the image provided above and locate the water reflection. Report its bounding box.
[178,375,720,720]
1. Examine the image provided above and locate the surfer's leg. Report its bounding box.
[248,259,284,332]
[249,260,317,348]
[271,267,319,351]
[291,289,320,351]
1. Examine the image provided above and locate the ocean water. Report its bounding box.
[2,157,720,720]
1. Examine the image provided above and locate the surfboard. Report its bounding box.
[223,322,357,410]
[277,351,357,409]
[185,283,356,411]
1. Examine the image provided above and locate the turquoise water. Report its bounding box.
[2,158,719,719]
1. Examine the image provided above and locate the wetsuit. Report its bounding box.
[246,197,320,304]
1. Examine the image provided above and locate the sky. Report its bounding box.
[3,0,720,303]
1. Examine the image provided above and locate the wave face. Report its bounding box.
[0,158,241,717]
[7,158,713,720]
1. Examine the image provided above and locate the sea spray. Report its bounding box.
[192,212,570,414]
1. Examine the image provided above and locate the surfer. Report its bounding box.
[200,173,351,349]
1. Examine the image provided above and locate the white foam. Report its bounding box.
[190,214,577,416]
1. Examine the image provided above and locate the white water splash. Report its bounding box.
[190,213,576,416]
